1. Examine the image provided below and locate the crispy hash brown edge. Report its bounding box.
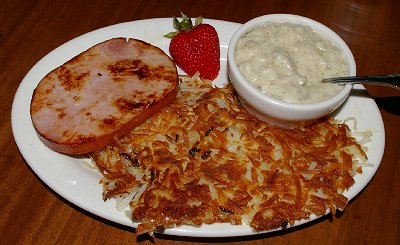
[91,75,368,234]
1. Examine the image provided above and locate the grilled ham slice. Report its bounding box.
[30,38,179,154]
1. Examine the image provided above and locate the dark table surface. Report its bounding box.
[1,0,399,244]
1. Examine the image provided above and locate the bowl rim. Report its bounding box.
[227,14,356,111]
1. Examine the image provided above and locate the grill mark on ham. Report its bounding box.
[59,67,90,91]
[115,98,148,112]
[30,38,179,154]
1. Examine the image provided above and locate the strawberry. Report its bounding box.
[165,13,220,80]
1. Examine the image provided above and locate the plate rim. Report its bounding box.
[11,17,385,238]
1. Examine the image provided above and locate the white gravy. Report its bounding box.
[235,22,348,103]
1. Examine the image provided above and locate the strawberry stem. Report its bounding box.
[194,16,202,26]
[164,12,203,38]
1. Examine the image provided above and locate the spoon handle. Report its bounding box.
[322,73,400,89]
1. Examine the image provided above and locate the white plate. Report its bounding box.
[11,18,385,237]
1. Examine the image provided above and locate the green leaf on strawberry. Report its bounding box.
[165,12,220,80]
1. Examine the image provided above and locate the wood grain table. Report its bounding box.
[1,0,399,244]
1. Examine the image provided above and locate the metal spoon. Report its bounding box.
[321,73,400,89]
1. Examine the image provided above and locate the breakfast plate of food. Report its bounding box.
[11,17,385,237]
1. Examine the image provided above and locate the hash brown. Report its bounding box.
[91,75,367,234]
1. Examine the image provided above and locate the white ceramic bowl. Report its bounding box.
[227,14,356,128]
